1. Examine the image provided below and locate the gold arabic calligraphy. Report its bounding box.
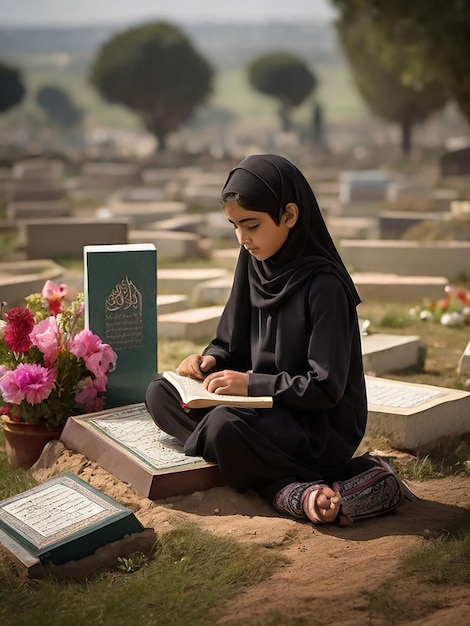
[105,277,142,316]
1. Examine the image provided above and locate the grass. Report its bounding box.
[0,515,283,626]
[402,512,470,585]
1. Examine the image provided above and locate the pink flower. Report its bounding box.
[75,377,105,412]
[0,365,10,379]
[42,280,68,316]
[4,307,35,352]
[0,363,56,405]
[71,329,117,377]
[29,316,59,367]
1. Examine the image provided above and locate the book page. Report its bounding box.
[163,371,272,405]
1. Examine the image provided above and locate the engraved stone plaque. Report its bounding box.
[0,473,144,569]
[61,404,222,499]
[84,244,157,408]
[365,376,470,453]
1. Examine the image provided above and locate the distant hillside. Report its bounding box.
[0,20,342,69]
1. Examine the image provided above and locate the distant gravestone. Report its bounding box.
[61,404,222,499]
[339,170,389,204]
[0,473,145,576]
[361,334,426,376]
[24,218,129,259]
[440,147,470,177]
[84,243,157,408]
[458,340,470,376]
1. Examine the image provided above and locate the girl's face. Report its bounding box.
[223,198,297,261]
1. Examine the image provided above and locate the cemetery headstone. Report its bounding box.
[84,243,157,407]
[365,376,470,453]
[440,146,470,177]
[0,473,145,575]
[61,404,222,499]
[458,340,470,376]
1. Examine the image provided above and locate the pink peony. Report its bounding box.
[42,280,67,316]
[75,377,105,412]
[4,307,35,352]
[71,329,117,377]
[0,363,56,405]
[29,316,59,367]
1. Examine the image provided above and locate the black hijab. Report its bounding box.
[209,154,361,363]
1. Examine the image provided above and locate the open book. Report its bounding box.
[162,371,273,409]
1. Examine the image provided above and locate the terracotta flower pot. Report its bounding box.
[1,417,63,469]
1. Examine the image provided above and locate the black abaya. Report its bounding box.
[145,154,368,502]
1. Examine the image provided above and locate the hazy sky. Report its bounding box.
[0,0,337,26]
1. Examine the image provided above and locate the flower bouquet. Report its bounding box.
[0,280,117,429]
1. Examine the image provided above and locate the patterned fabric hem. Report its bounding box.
[273,482,327,520]
[333,456,404,520]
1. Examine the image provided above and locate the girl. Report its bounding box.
[146,154,407,525]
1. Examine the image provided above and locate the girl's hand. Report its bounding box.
[203,369,249,396]
[176,354,216,380]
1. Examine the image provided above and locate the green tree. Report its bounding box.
[36,85,83,128]
[248,52,317,132]
[0,60,25,114]
[89,21,213,151]
[330,0,470,125]
[336,12,448,154]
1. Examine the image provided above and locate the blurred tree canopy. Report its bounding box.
[248,52,317,132]
[330,0,470,125]
[36,85,83,128]
[89,21,213,151]
[336,13,448,154]
[0,60,25,114]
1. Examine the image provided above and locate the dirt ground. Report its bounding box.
[30,442,470,626]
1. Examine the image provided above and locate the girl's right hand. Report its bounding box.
[176,354,217,380]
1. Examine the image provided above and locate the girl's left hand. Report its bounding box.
[203,369,249,396]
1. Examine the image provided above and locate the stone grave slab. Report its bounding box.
[182,186,222,212]
[157,268,230,294]
[451,200,470,218]
[155,214,206,234]
[361,334,426,376]
[458,340,470,376]
[12,158,64,180]
[0,260,65,307]
[339,170,389,203]
[60,404,222,500]
[129,229,207,260]
[7,201,73,220]
[0,472,145,576]
[80,162,140,187]
[158,305,224,340]
[202,211,234,237]
[326,216,379,240]
[353,273,448,302]
[385,180,433,204]
[440,146,470,177]
[9,180,66,203]
[193,277,233,305]
[141,165,200,188]
[339,240,470,277]
[108,186,164,204]
[157,294,188,315]
[365,376,470,453]
[377,210,445,239]
[432,188,460,211]
[24,218,129,259]
[211,248,239,271]
[108,200,187,225]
